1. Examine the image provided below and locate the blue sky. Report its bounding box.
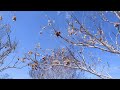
[1,11,120,79]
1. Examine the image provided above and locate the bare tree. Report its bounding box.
[0,73,12,79]
[20,45,85,79]
[0,23,23,72]
[20,42,111,79]
[38,11,120,79]
[19,11,120,79]
[29,47,87,79]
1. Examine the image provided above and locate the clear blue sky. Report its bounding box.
[0,11,120,79]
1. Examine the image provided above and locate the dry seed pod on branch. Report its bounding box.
[0,16,2,20]
[36,53,40,56]
[28,51,33,55]
[42,56,46,60]
[63,59,71,66]
[52,60,60,65]
[12,16,16,21]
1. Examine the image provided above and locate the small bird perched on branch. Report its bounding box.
[55,31,61,37]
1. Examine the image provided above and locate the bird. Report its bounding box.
[55,31,61,37]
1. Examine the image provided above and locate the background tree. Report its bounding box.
[0,73,12,79]
[0,22,25,73]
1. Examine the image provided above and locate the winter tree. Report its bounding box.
[19,11,120,79]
